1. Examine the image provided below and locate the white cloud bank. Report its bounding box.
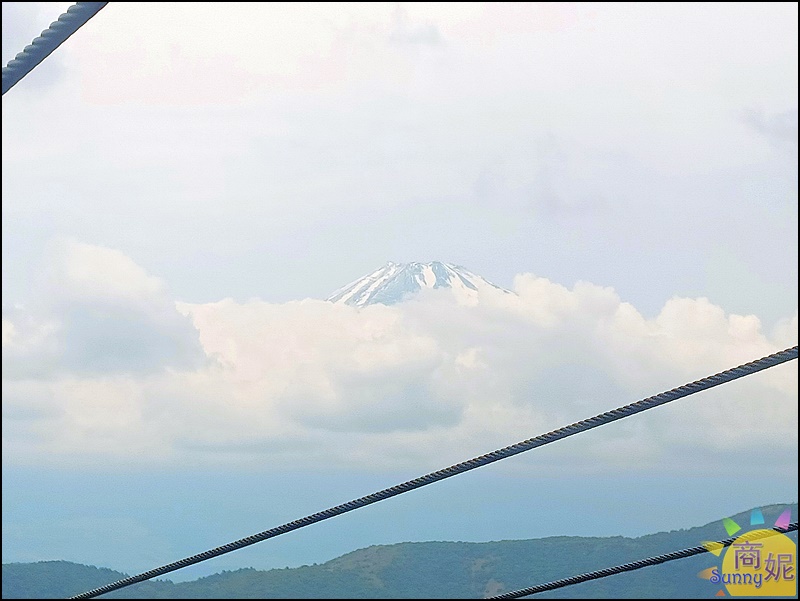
[2,242,797,474]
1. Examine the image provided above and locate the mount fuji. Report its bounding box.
[326,261,513,307]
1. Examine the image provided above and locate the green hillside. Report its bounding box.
[3,503,796,599]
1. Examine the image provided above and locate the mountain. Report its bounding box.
[326,261,513,307]
[4,503,796,599]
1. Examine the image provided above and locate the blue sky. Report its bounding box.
[2,2,797,583]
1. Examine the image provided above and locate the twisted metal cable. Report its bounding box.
[2,2,108,95]
[70,345,798,599]
[487,521,799,599]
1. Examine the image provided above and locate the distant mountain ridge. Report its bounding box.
[327,261,512,307]
[3,503,796,599]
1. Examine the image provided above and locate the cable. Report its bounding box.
[69,345,798,599]
[487,521,799,598]
[2,2,108,95]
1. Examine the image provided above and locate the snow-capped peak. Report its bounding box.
[326,261,511,307]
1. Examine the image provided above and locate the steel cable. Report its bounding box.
[2,2,108,95]
[487,522,799,598]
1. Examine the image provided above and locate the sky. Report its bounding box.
[2,1,798,585]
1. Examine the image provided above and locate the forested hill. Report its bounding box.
[3,503,796,599]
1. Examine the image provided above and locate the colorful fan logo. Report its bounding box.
[697,508,796,597]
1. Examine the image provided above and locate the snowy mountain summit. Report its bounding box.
[327,261,512,307]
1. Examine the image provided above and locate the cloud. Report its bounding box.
[2,240,206,379]
[46,239,165,303]
[744,108,799,148]
[389,6,443,46]
[2,319,17,348]
[2,244,797,474]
